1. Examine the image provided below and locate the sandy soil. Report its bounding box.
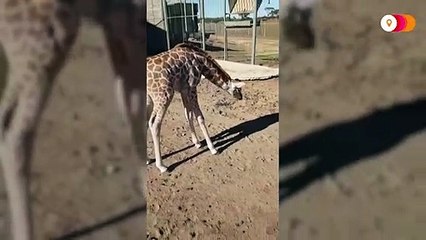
[145,38,279,238]
[279,0,426,239]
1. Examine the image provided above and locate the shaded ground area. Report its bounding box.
[145,39,279,238]
[279,0,426,239]
[0,22,145,240]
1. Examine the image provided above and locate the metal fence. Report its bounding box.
[147,0,265,64]
[207,18,279,40]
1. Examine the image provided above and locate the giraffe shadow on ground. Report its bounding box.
[279,97,426,203]
[165,113,279,172]
[52,205,146,240]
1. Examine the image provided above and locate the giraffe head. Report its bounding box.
[200,62,246,100]
[173,43,247,100]
[227,79,245,100]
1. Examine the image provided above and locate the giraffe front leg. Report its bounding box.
[191,108,217,155]
[190,90,218,155]
[148,109,168,173]
[194,111,218,155]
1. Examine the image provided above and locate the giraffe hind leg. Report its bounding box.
[186,107,202,149]
[189,89,217,155]
[181,92,201,149]
[193,108,218,155]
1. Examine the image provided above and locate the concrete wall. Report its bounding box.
[147,0,165,29]
[146,0,204,54]
[147,0,168,55]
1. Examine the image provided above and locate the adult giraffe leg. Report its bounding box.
[0,82,42,240]
[0,3,78,238]
[0,74,32,240]
[100,2,148,188]
[0,56,72,240]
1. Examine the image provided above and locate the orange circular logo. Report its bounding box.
[380,14,416,33]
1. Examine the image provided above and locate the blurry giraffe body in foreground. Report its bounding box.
[0,0,147,239]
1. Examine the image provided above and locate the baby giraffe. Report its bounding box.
[147,43,245,173]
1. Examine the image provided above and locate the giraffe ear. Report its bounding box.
[233,81,245,88]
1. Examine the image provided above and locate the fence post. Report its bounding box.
[251,0,257,64]
[161,0,170,49]
[223,0,228,60]
[200,0,206,50]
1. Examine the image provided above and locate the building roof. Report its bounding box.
[167,0,197,4]
[229,0,262,14]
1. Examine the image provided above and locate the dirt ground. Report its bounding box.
[279,0,426,239]
[145,38,279,238]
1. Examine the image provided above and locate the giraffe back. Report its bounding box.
[146,42,233,94]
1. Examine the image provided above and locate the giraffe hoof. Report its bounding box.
[210,148,218,155]
[146,159,154,165]
[157,165,168,173]
[194,143,202,149]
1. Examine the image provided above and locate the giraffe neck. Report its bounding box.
[193,49,233,91]
[172,43,233,89]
